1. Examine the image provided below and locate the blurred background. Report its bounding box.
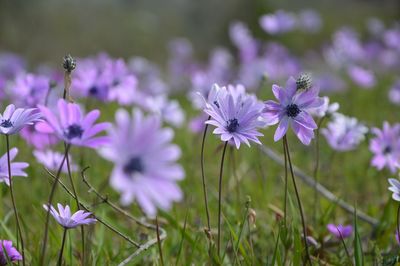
[1,0,399,66]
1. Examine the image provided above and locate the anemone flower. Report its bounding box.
[33,150,77,173]
[99,109,185,217]
[388,178,400,201]
[327,224,353,238]
[203,84,264,149]
[0,148,29,186]
[0,240,22,265]
[43,203,96,228]
[36,99,110,148]
[369,122,400,173]
[0,104,42,135]
[263,77,323,145]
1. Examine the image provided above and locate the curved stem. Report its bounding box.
[337,227,353,266]
[57,228,68,266]
[313,117,325,224]
[156,216,164,266]
[40,144,70,265]
[217,142,228,257]
[283,140,288,228]
[5,135,25,266]
[397,205,400,243]
[200,116,212,236]
[283,136,312,265]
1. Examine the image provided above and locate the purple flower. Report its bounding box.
[388,79,400,105]
[0,240,22,265]
[203,84,264,149]
[99,109,184,217]
[142,95,185,128]
[9,73,50,107]
[229,22,258,63]
[370,122,400,173]
[388,178,400,201]
[0,52,25,79]
[34,150,77,173]
[321,113,368,151]
[396,231,400,246]
[327,224,353,238]
[347,66,375,89]
[309,96,339,118]
[263,77,323,145]
[0,104,42,135]
[259,10,297,35]
[0,148,29,186]
[298,9,322,33]
[43,203,96,228]
[37,99,110,148]
[20,125,59,150]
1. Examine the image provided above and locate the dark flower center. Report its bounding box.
[64,124,84,139]
[286,104,301,118]
[89,86,98,95]
[213,101,220,108]
[0,119,13,128]
[123,157,144,175]
[227,118,239,133]
[383,146,392,154]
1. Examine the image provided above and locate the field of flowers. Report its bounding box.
[1,2,400,265]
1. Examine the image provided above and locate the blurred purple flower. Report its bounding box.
[327,224,353,238]
[259,10,297,34]
[43,203,96,228]
[383,28,400,51]
[189,114,208,134]
[0,104,42,135]
[99,109,184,217]
[396,231,400,246]
[34,150,77,173]
[37,99,110,148]
[264,43,301,82]
[0,148,29,186]
[9,73,50,107]
[263,77,323,145]
[347,66,375,89]
[298,9,322,33]
[229,22,258,63]
[388,178,400,201]
[314,73,346,93]
[0,52,26,79]
[322,113,368,151]
[204,84,264,149]
[370,122,400,173]
[142,95,185,128]
[388,79,400,105]
[0,240,22,265]
[20,125,59,150]
[309,96,339,118]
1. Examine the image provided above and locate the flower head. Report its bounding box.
[0,104,42,135]
[0,240,22,265]
[322,113,368,151]
[37,99,110,148]
[9,73,50,107]
[327,224,353,238]
[99,109,185,217]
[263,77,323,145]
[370,122,400,173]
[0,148,29,186]
[388,178,400,201]
[43,203,96,228]
[34,150,77,173]
[203,84,264,149]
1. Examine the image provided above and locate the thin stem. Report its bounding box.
[57,228,68,266]
[5,135,25,266]
[64,143,85,264]
[397,204,400,244]
[336,227,353,266]
[283,136,312,265]
[200,116,212,235]
[156,216,165,266]
[217,141,228,257]
[283,139,288,228]
[313,117,325,225]
[40,144,70,265]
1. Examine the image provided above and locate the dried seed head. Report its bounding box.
[296,73,312,91]
[63,54,76,73]
[247,208,256,226]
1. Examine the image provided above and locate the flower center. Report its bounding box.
[0,119,13,128]
[286,104,301,118]
[123,157,144,175]
[89,86,98,95]
[213,101,220,108]
[383,146,392,154]
[227,118,239,133]
[64,124,84,139]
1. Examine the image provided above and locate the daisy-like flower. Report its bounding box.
[43,203,96,228]
[321,113,368,151]
[0,240,22,265]
[0,104,42,135]
[263,77,324,145]
[370,122,400,173]
[36,99,110,148]
[388,178,400,201]
[33,150,77,173]
[0,148,29,186]
[99,109,184,217]
[309,96,339,118]
[327,224,353,238]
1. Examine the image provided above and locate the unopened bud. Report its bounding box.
[247,208,256,226]
[296,73,312,91]
[63,54,76,73]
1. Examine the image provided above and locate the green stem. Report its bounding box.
[57,228,68,266]
[156,216,164,266]
[217,142,228,258]
[200,116,212,235]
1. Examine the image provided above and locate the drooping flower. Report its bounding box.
[0,240,22,265]
[99,109,185,217]
[0,104,42,135]
[36,99,110,148]
[388,178,400,201]
[327,224,353,238]
[370,122,400,173]
[321,113,368,151]
[0,148,29,186]
[43,203,96,228]
[203,84,264,149]
[263,77,324,145]
[33,150,77,173]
